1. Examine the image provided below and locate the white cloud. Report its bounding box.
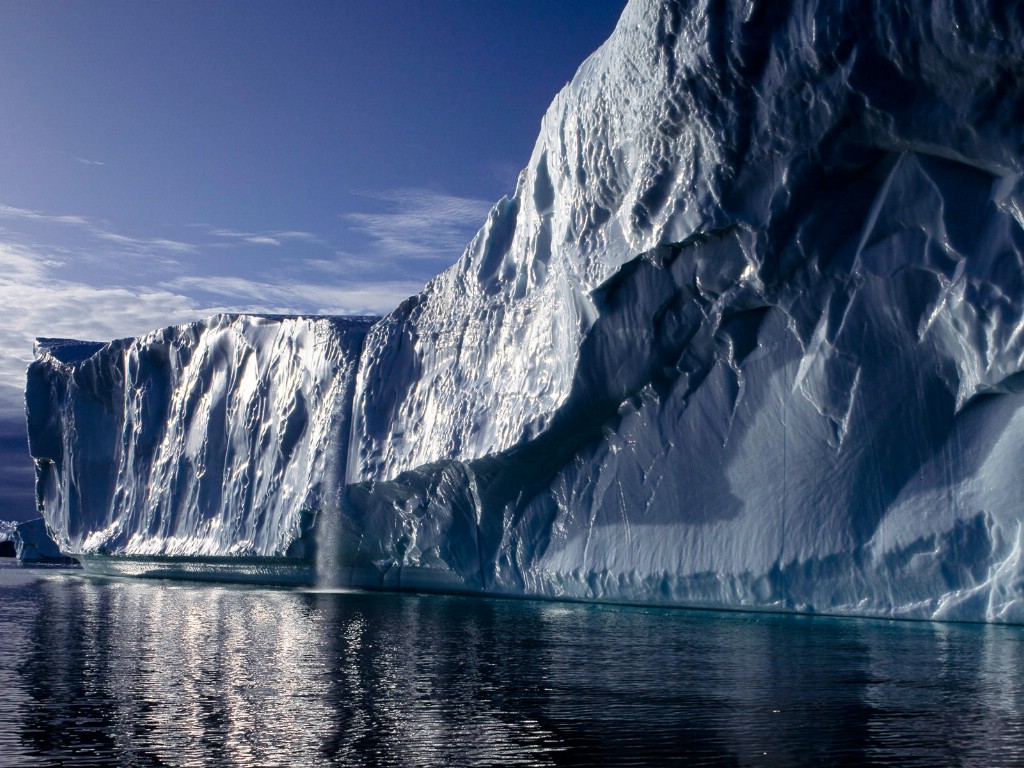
[273,230,324,243]
[196,226,328,249]
[94,231,196,254]
[344,188,493,262]
[164,275,418,317]
[0,203,92,228]
[0,202,196,257]
[0,242,223,413]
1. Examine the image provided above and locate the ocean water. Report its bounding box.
[1,561,1022,767]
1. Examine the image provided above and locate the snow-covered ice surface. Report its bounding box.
[26,0,1024,621]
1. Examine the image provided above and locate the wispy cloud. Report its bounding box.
[0,202,195,257]
[95,231,196,254]
[75,157,105,167]
[0,203,91,227]
[192,225,329,249]
[165,274,417,317]
[344,188,492,262]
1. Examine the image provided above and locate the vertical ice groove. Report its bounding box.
[28,315,374,558]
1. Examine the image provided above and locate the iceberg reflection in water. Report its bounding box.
[2,562,1023,767]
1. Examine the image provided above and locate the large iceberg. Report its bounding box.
[26,0,1024,621]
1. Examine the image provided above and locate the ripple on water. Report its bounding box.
[1,561,1023,767]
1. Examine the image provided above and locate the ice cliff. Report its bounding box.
[27,315,372,557]
[26,0,1024,622]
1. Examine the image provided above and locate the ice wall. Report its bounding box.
[27,314,373,557]
[341,0,1024,621]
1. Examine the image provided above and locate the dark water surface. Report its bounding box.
[1,562,1023,767]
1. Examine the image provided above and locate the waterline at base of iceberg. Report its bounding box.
[75,554,317,586]
[66,552,1024,628]
[74,554,474,593]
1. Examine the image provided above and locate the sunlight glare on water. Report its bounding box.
[1,561,1023,767]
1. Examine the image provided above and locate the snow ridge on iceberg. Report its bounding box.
[352,0,1024,487]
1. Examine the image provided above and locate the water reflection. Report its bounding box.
[2,563,1023,766]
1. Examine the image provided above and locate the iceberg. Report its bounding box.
[0,519,15,557]
[13,517,67,562]
[26,0,1024,621]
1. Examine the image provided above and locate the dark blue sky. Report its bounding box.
[0,0,627,521]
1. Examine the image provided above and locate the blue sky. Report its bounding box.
[0,0,627,521]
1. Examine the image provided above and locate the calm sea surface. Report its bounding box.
[1,561,1023,767]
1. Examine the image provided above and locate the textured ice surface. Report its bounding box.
[343,0,1024,622]
[26,0,1024,621]
[28,314,373,557]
